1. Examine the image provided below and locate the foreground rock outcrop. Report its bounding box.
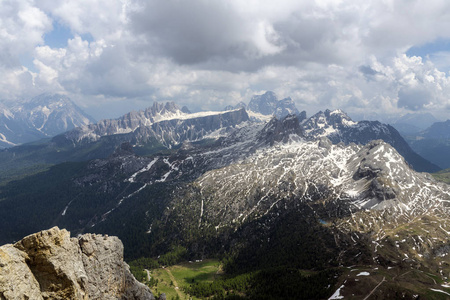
[0,227,154,300]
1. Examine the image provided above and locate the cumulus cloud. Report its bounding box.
[0,0,450,120]
[0,0,51,68]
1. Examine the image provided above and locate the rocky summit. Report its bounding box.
[0,227,154,300]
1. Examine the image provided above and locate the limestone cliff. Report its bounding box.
[0,227,154,300]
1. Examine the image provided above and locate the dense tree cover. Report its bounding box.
[0,162,87,244]
[222,204,343,274]
[127,203,349,299]
[158,245,188,266]
[87,182,175,259]
[128,245,188,283]
[186,268,340,299]
[129,256,160,271]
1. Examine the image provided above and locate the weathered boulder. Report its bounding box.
[0,244,43,300]
[0,227,154,300]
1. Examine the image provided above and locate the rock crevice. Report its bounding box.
[0,227,154,300]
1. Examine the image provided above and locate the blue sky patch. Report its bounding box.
[407,38,450,58]
[44,21,73,49]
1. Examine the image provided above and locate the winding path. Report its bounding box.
[165,268,183,299]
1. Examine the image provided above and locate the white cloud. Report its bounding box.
[0,0,449,120]
[0,0,51,67]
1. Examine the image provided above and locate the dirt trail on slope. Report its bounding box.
[363,277,386,300]
[165,268,183,299]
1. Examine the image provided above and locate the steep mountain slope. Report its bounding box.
[0,94,95,147]
[0,114,449,298]
[63,103,247,148]
[303,109,441,172]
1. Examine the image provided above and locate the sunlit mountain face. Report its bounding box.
[0,92,448,299]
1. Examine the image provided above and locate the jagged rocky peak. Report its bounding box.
[304,109,355,129]
[181,105,191,114]
[24,94,95,132]
[224,101,247,111]
[257,114,304,145]
[274,97,299,119]
[324,109,354,125]
[146,101,182,116]
[0,227,154,300]
[302,109,441,173]
[248,91,301,119]
[297,110,307,123]
[248,91,278,115]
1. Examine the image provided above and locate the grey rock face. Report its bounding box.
[0,227,154,300]
[248,91,301,119]
[63,104,249,149]
[248,91,278,115]
[224,101,247,111]
[257,114,304,145]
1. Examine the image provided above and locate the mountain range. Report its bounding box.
[0,94,95,148]
[390,112,440,135]
[0,91,448,298]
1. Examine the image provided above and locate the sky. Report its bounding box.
[1,0,450,121]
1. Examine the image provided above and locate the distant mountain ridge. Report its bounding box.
[61,102,249,148]
[0,103,250,174]
[0,94,95,147]
[392,112,440,134]
[226,91,303,120]
[421,119,450,139]
[0,92,440,176]
[404,119,450,169]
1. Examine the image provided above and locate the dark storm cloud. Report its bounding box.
[127,1,359,72]
[128,1,254,65]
